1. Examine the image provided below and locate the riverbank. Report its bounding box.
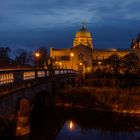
[55,87,140,115]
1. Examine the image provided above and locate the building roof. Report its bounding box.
[75,27,91,38]
[52,48,70,51]
[94,48,131,52]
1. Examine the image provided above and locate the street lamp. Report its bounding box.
[70,53,74,57]
[35,52,40,57]
[55,61,58,69]
[98,61,101,65]
[59,62,62,69]
[78,62,84,73]
[35,52,40,68]
[70,53,74,69]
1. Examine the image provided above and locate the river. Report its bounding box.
[17,107,140,140]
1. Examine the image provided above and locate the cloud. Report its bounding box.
[0,0,140,50]
[0,0,139,30]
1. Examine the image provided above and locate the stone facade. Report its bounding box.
[50,27,132,73]
[50,48,71,69]
[131,34,140,62]
[71,45,93,72]
[73,27,93,49]
[131,34,140,49]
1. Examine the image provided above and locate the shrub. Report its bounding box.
[56,87,140,111]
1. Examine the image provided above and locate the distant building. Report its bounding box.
[50,26,131,73]
[131,34,140,49]
[73,27,93,49]
[131,34,140,62]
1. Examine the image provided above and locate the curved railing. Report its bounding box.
[0,69,79,86]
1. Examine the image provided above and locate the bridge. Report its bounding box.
[0,68,81,137]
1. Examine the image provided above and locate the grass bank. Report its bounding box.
[55,87,140,115]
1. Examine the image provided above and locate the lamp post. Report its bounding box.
[55,61,58,69]
[35,52,40,68]
[79,62,83,66]
[79,62,84,73]
[70,53,74,69]
[59,62,62,69]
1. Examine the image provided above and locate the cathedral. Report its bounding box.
[50,26,135,73]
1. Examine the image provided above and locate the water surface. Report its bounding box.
[21,108,140,140]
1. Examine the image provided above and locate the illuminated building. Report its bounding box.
[73,27,93,49]
[131,34,140,62]
[131,34,140,49]
[50,26,93,73]
[92,48,130,71]
[50,26,132,73]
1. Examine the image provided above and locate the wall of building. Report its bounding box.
[50,48,71,59]
[50,48,71,69]
[92,49,131,60]
[49,27,134,72]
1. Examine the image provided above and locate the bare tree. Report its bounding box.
[14,48,33,67]
[105,54,122,74]
[123,53,139,74]
[0,47,11,66]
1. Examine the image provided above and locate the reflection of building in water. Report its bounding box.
[67,121,75,130]
[50,26,134,73]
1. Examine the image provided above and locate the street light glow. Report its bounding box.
[35,52,40,57]
[70,53,74,57]
[70,53,74,69]
[69,121,73,129]
[67,121,74,130]
[79,62,83,66]
[98,61,101,65]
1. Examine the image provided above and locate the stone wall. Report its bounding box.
[93,50,131,60]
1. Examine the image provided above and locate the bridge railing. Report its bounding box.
[0,69,79,86]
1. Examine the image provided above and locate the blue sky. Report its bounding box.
[0,0,140,51]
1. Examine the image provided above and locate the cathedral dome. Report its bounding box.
[75,27,91,38]
[73,27,93,49]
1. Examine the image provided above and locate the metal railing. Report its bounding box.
[0,69,79,86]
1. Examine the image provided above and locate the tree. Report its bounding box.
[105,54,122,74]
[0,47,11,66]
[14,49,33,67]
[15,49,27,66]
[122,53,139,74]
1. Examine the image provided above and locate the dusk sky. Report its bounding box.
[0,0,140,51]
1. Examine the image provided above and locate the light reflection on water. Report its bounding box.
[55,120,140,140]
[18,108,140,140]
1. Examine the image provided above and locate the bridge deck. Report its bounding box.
[0,69,79,98]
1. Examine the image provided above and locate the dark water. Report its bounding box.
[55,120,140,140]
[18,107,140,140]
